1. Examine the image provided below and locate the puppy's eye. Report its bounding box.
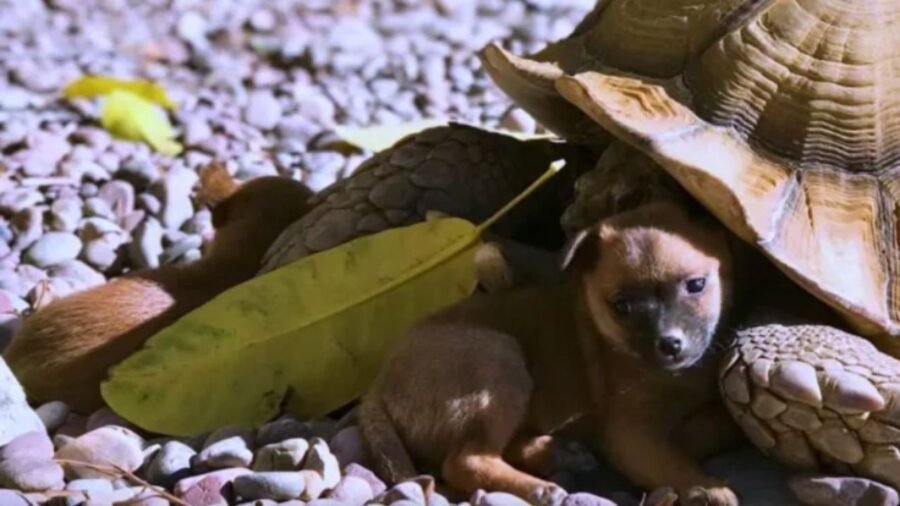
[686,277,706,294]
[611,298,631,315]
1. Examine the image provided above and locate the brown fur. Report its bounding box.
[3,164,313,413]
[360,202,743,505]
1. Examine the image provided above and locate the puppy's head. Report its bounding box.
[198,162,314,259]
[562,202,733,371]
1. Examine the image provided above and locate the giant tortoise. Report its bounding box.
[263,0,900,499]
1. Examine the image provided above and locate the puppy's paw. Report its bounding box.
[529,483,567,506]
[682,485,738,506]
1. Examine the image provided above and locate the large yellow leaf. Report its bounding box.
[102,160,566,436]
[63,75,177,110]
[336,119,556,152]
[100,91,183,156]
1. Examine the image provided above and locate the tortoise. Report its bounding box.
[261,0,900,499]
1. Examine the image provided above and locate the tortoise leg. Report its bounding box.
[720,322,900,491]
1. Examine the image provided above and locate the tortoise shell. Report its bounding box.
[481,0,900,339]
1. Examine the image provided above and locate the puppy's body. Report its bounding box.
[361,202,741,505]
[4,167,313,413]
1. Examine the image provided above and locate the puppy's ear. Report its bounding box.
[197,162,240,208]
[560,227,599,271]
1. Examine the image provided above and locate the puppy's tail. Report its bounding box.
[359,396,417,484]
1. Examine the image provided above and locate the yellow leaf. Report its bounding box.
[63,75,177,110]
[100,91,182,156]
[335,119,557,152]
[101,160,566,436]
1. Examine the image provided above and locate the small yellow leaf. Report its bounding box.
[63,75,177,110]
[100,91,182,156]
[101,159,565,435]
[335,119,557,153]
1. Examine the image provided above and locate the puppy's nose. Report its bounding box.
[657,336,683,359]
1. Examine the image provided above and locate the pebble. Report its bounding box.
[0,431,54,462]
[234,471,306,501]
[562,493,619,506]
[343,463,386,497]
[156,167,197,230]
[50,197,83,232]
[54,426,145,480]
[245,91,283,130]
[0,458,64,492]
[24,232,82,268]
[327,475,374,506]
[196,435,254,469]
[303,439,340,488]
[129,217,164,269]
[253,438,309,472]
[790,475,900,506]
[329,426,370,468]
[174,467,252,496]
[139,448,187,493]
[0,358,44,448]
[34,402,70,433]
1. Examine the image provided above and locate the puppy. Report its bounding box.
[4,164,313,413]
[360,201,742,505]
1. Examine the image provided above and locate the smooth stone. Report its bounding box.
[329,426,370,468]
[472,491,530,506]
[197,436,254,469]
[233,472,306,501]
[343,463,386,496]
[0,189,43,215]
[25,232,82,268]
[116,159,161,189]
[0,489,31,506]
[326,475,373,506]
[145,440,196,488]
[253,438,309,471]
[129,217,164,269]
[562,493,618,506]
[66,478,114,494]
[0,431,53,461]
[155,167,197,230]
[35,401,69,432]
[245,90,283,130]
[380,481,425,504]
[174,468,251,496]
[303,439,340,488]
[179,474,230,506]
[54,426,145,479]
[82,239,118,272]
[0,358,44,447]
[50,197,83,232]
[98,180,135,222]
[790,475,899,506]
[48,260,105,290]
[0,458,64,491]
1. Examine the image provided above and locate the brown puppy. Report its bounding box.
[4,164,313,413]
[360,201,742,505]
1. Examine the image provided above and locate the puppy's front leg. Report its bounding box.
[600,410,738,506]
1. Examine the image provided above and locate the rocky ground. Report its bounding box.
[0,0,626,505]
[0,0,591,338]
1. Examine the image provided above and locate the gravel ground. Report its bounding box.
[0,1,610,504]
[0,0,592,339]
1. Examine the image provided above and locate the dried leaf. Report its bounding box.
[63,75,176,110]
[100,91,182,156]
